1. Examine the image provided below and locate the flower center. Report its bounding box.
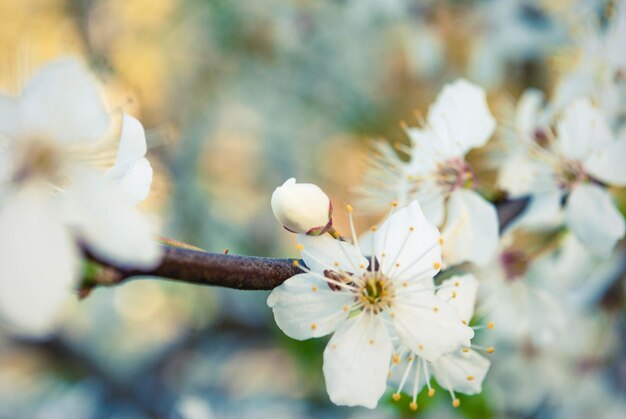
[13,138,66,184]
[499,250,529,281]
[555,159,586,190]
[435,158,474,193]
[356,272,395,314]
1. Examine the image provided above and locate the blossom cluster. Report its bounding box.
[268,2,626,414]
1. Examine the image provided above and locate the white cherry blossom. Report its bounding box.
[498,97,626,256]
[357,79,499,267]
[388,274,491,411]
[267,201,473,408]
[0,58,161,337]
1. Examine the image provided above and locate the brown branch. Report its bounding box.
[84,197,529,292]
[86,247,303,291]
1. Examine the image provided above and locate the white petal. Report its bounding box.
[505,191,563,233]
[565,183,625,256]
[442,190,498,267]
[419,188,446,227]
[405,127,445,173]
[267,273,353,340]
[515,89,545,137]
[392,292,474,362]
[585,139,626,186]
[114,157,153,203]
[0,186,78,337]
[427,79,496,156]
[106,114,153,203]
[323,314,391,408]
[431,349,490,395]
[297,234,368,276]
[0,94,19,138]
[436,274,478,324]
[557,98,613,160]
[497,151,555,198]
[65,169,162,268]
[374,200,442,282]
[20,58,110,144]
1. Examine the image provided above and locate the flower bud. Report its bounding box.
[271,178,333,235]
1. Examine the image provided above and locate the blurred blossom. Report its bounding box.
[358,79,499,267]
[0,58,160,337]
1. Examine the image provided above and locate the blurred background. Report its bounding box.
[0,0,623,418]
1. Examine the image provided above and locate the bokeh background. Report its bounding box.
[0,0,623,418]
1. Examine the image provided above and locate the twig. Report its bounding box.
[85,198,529,292]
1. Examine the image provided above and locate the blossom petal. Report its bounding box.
[392,292,474,362]
[323,314,391,408]
[106,114,153,203]
[373,200,442,282]
[515,88,545,137]
[565,183,625,256]
[436,274,478,324]
[20,58,110,144]
[442,190,498,267]
[298,234,368,276]
[557,98,613,160]
[431,349,490,395]
[0,186,78,337]
[0,94,19,138]
[585,139,626,187]
[267,273,353,340]
[427,79,496,156]
[65,168,162,268]
[506,191,563,232]
[419,187,446,226]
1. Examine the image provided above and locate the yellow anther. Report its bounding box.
[368,339,375,345]
[311,286,318,292]
[454,281,460,287]
[334,261,340,267]
[359,263,365,269]
[295,244,304,251]
[331,344,337,350]
[433,262,441,270]
[371,226,378,232]
[418,344,424,351]
[392,393,401,401]
[428,388,436,397]
[487,346,495,354]
[409,226,415,231]
[467,375,475,381]
[292,260,300,267]
[391,201,399,208]
[487,322,495,330]
[451,291,457,299]
[395,262,400,268]
[462,320,468,325]
[409,402,418,411]
[452,399,460,408]
[462,348,470,353]
[402,281,408,287]
[342,305,349,312]
[392,354,400,364]
[433,306,439,313]
[346,204,354,213]
[310,323,317,330]
[438,237,444,245]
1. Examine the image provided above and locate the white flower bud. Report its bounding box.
[271,178,332,235]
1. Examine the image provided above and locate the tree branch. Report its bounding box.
[85,198,529,292]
